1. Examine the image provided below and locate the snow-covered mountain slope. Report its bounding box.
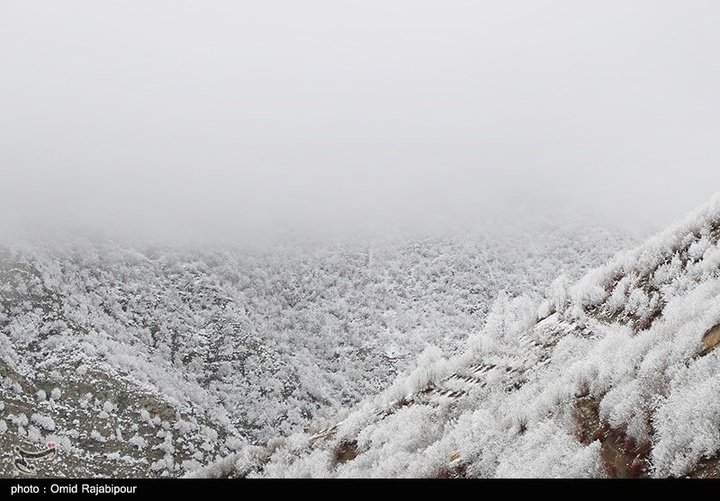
[190,193,720,478]
[0,215,633,477]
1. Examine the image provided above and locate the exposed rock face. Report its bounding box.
[192,193,720,478]
[701,324,720,356]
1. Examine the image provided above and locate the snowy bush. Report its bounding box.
[10,413,28,427]
[129,435,147,450]
[90,430,106,442]
[31,413,56,431]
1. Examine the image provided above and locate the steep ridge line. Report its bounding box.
[189,193,720,478]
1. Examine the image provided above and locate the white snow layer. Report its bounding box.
[192,192,720,478]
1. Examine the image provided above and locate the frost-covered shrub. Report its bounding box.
[129,435,147,450]
[495,422,603,478]
[150,457,172,472]
[181,459,202,473]
[10,413,28,427]
[652,362,720,477]
[45,435,72,453]
[26,425,42,443]
[90,430,106,442]
[31,413,56,431]
[138,409,151,423]
[154,435,175,455]
[225,436,244,452]
[173,419,195,435]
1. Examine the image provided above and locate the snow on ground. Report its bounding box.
[0,213,635,477]
[191,193,720,478]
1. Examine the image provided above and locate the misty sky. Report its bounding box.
[2,1,720,238]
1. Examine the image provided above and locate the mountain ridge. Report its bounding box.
[190,193,720,478]
[0,212,639,477]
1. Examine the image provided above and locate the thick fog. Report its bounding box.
[2,1,720,240]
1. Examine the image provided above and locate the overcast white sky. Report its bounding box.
[2,1,719,239]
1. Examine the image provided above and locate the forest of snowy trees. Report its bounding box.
[193,194,720,478]
[0,215,634,476]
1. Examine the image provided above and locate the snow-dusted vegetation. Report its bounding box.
[189,194,720,478]
[5,0,720,480]
[0,214,633,477]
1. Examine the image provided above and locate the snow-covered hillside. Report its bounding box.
[190,193,720,478]
[0,214,633,477]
